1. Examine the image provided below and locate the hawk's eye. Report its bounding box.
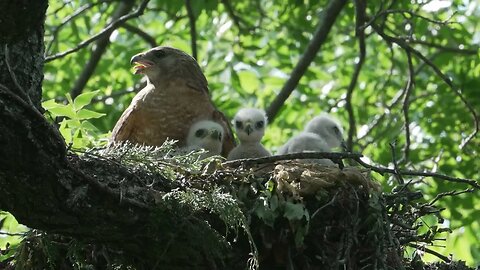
[235,121,243,129]
[195,129,206,138]
[255,121,264,129]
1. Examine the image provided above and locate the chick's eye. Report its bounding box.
[255,121,264,129]
[332,126,340,135]
[235,121,243,129]
[195,129,206,138]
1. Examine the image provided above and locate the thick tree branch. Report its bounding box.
[70,0,136,99]
[45,0,150,62]
[266,0,347,122]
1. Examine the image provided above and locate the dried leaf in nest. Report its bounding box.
[272,161,381,197]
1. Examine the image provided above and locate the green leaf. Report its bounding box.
[76,109,106,120]
[41,99,60,110]
[283,202,305,220]
[74,90,100,111]
[47,104,76,119]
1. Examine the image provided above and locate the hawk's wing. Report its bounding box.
[212,110,236,157]
[110,104,138,144]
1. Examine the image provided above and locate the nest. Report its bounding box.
[3,144,469,270]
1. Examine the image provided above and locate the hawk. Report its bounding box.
[182,120,224,159]
[277,113,346,165]
[227,108,271,160]
[110,46,235,157]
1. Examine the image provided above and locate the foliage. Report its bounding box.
[2,0,480,267]
[0,212,28,266]
[42,90,107,148]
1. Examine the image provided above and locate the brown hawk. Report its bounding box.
[110,46,235,157]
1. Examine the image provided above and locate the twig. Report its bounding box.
[354,157,480,189]
[266,0,348,122]
[401,50,414,163]
[223,152,362,167]
[372,24,479,149]
[407,243,451,262]
[45,0,150,62]
[409,39,478,55]
[427,188,475,206]
[389,141,404,185]
[345,0,367,152]
[363,9,457,31]
[185,0,197,60]
[70,0,136,99]
[4,44,33,106]
[46,0,116,54]
[0,231,26,237]
[220,0,251,33]
[121,23,157,47]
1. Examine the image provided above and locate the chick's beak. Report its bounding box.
[211,130,222,141]
[245,124,253,135]
[341,140,348,152]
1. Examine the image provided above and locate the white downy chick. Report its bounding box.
[278,113,345,165]
[227,108,271,160]
[184,120,224,159]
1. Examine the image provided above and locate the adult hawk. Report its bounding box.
[110,46,235,157]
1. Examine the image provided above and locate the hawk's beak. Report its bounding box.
[130,53,154,75]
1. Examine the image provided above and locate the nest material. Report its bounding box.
[4,145,471,270]
[243,161,395,270]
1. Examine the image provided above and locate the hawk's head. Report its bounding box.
[130,46,203,85]
[233,108,267,143]
[186,120,224,156]
[304,113,347,150]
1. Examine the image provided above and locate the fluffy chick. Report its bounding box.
[227,108,271,160]
[183,120,224,159]
[278,113,345,165]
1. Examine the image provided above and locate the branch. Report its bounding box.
[345,0,367,152]
[45,0,117,55]
[372,24,479,149]
[427,188,475,206]
[70,0,136,99]
[185,0,197,60]
[401,50,414,163]
[266,0,348,122]
[121,23,157,47]
[4,44,33,106]
[409,39,478,55]
[354,157,480,189]
[220,0,252,33]
[223,152,362,167]
[45,0,150,62]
